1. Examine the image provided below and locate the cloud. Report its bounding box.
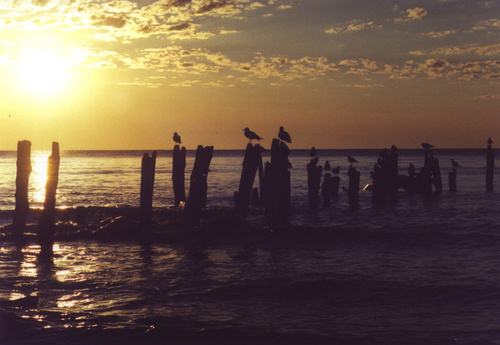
[325,20,375,34]
[421,30,458,38]
[410,44,500,56]
[395,7,428,22]
[91,13,127,28]
[474,94,500,100]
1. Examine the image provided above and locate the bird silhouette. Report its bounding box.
[243,127,263,143]
[451,159,461,168]
[348,155,358,164]
[421,143,434,149]
[278,126,292,143]
[309,147,317,157]
[324,160,331,171]
[331,166,340,174]
[173,132,181,144]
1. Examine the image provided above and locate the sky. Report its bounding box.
[0,0,498,150]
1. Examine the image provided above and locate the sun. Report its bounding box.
[18,49,71,97]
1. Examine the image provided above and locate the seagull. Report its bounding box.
[278,126,292,143]
[173,132,181,144]
[324,160,331,171]
[309,147,317,157]
[331,166,340,174]
[451,159,461,168]
[421,143,435,149]
[243,127,263,143]
[348,155,358,164]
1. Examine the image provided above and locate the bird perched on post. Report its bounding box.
[451,159,461,168]
[173,132,181,144]
[347,155,358,164]
[243,127,263,143]
[421,143,434,149]
[278,126,292,143]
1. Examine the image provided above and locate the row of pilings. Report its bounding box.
[7,137,496,253]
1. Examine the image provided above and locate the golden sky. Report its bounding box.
[0,0,498,150]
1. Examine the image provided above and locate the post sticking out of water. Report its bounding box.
[307,157,322,210]
[184,145,214,225]
[347,165,360,208]
[448,168,457,192]
[486,137,494,191]
[38,142,60,257]
[235,143,264,218]
[264,139,291,224]
[13,140,32,238]
[140,151,157,230]
[172,144,186,207]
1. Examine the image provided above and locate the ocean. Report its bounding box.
[0,148,499,344]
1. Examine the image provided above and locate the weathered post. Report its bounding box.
[449,168,457,192]
[140,151,157,230]
[321,173,333,206]
[172,144,187,207]
[264,139,291,223]
[430,155,442,193]
[184,145,214,225]
[486,137,494,191]
[347,165,360,208]
[235,143,263,218]
[307,157,322,210]
[38,142,60,257]
[12,140,32,238]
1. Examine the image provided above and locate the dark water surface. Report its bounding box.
[0,149,499,344]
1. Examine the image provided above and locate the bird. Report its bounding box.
[324,160,331,171]
[309,147,317,157]
[278,126,292,143]
[173,132,181,144]
[421,143,435,149]
[347,155,358,164]
[243,127,263,143]
[451,159,461,168]
[331,166,340,174]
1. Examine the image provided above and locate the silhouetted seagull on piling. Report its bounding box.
[347,155,358,164]
[278,126,292,143]
[173,132,181,144]
[421,143,434,149]
[451,159,461,168]
[243,127,263,143]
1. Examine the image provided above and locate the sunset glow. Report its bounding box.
[18,50,70,97]
[0,0,498,150]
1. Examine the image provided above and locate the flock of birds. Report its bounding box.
[172,131,462,168]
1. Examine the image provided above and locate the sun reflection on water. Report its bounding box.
[30,151,50,205]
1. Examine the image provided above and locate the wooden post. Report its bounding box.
[140,151,156,229]
[486,137,494,191]
[321,173,333,206]
[307,158,322,210]
[12,140,32,238]
[38,142,60,257]
[430,155,442,193]
[347,165,360,208]
[184,145,214,225]
[235,143,262,218]
[331,175,340,196]
[264,139,291,223]
[172,144,187,207]
[449,168,457,192]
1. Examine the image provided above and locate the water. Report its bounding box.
[0,149,499,344]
